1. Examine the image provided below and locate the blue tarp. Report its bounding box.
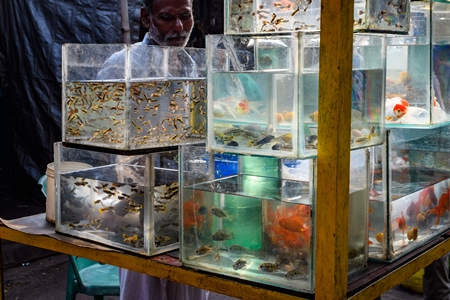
[0,0,142,204]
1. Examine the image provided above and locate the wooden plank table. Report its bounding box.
[1,214,449,300]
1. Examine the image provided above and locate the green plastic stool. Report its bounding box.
[66,256,120,300]
[38,175,120,299]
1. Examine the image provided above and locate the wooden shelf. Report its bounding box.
[1,216,449,300]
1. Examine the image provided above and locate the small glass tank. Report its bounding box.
[225,0,321,33]
[369,127,450,261]
[62,43,206,151]
[180,145,369,293]
[300,32,386,158]
[353,0,410,33]
[207,32,385,159]
[224,0,409,34]
[385,1,450,127]
[206,33,299,158]
[54,142,180,256]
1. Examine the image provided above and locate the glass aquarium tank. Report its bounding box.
[369,127,450,261]
[300,32,386,158]
[62,44,206,151]
[385,1,450,127]
[206,33,299,158]
[224,0,409,34]
[353,0,410,33]
[54,142,180,256]
[180,145,369,293]
[206,33,385,159]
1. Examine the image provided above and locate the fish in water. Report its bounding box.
[211,207,227,218]
[249,135,275,147]
[396,211,409,235]
[376,232,384,244]
[259,262,279,272]
[212,229,234,241]
[399,71,411,85]
[429,187,450,225]
[197,205,207,215]
[385,97,409,121]
[233,258,247,270]
[228,244,251,255]
[227,140,239,147]
[386,103,408,121]
[285,269,306,280]
[407,226,419,241]
[195,245,215,255]
[236,99,250,114]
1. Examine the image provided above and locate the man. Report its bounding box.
[118,1,209,299]
[140,0,193,47]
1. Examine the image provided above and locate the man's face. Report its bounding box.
[145,0,193,47]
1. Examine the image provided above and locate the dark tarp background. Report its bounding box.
[0,0,142,205]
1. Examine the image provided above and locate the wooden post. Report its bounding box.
[120,0,131,44]
[315,0,354,299]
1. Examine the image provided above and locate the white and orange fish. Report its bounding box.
[396,211,409,235]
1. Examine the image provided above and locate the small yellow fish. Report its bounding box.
[99,206,115,213]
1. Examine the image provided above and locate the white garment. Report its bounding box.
[119,268,210,300]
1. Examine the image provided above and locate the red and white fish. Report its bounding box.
[385,97,409,121]
[429,187,450,225]
[395,211,409,235]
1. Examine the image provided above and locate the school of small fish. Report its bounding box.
[60,174,180,251]
[228,0,320,33]
[64,79,206,149]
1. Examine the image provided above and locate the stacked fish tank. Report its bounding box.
[56,43,206,255]
[225,0,409,33]
[62,43,206,151]
[180,145,369,293]
[385,1,450,127]
[54,142,180,256]
[369,126,450,261]
[206,32,386,158]
[207,33,299,158]
[300,32,386,158]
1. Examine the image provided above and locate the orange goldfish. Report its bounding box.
[183,191,205,229]
[276,113,285,123]
[277,216,309,234]
[376,232,384,244]
[429,188,450,225]
[399,71,412,85]
[418,186,437,210]
[275,204,311,233]
[282,111,294,122]
[265,203,311,249]
[396,211,409,235]
[236,99,250,114]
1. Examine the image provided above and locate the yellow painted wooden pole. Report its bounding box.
[315,0,354,299]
